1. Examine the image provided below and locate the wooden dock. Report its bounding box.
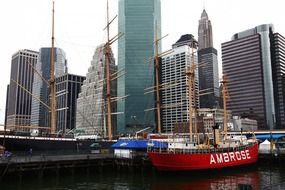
[0,153,114,179]
[0,152,154,180]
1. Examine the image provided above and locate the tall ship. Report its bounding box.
[1,0,118,152]
[147,38,259,171]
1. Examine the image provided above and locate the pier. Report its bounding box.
[0,151,154,180]
[0,152,114,179]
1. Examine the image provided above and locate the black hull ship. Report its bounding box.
[0,132,113,152]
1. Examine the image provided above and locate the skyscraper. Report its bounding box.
[161,34,199,133]
[198,9,219,108]
[56,74,85,135]
[76,44,117,137]
[31,47,67,128]
[271,33,285,129]
[198,9,213,50]
[117,0,161,133]
[6,49,39,132]
[222,24,285,130]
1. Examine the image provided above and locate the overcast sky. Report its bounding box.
[0,0,284,124]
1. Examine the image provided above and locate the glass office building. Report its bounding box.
[56,74,85,135]
[271,33,285,129]
[221,24,285,129]
[198,47,219,108]
[6,49,39,131]
[31,47,67,128]
[117,0,161,133]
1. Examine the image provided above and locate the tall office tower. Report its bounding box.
[161,34,199,133]
[76,44,117,137]
[222,24,285,130]
[6,49,39,132]
[271,33,285,129]
[198,9,213,50]
[117,0,161,133]
[56,74,85,135]
[198,9,219,108]
[31,47,67,128]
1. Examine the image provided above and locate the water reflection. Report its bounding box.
[151,167,260,190]
[1,164,285,190]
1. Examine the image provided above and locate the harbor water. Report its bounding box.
[1,163,285,190]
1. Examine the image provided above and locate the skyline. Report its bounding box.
[1,0,285,124]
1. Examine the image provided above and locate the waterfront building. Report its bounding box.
[56,74,85,135]
[161,34,199,133]
[76,44,117,138]
[198,9,219,108]
[31,47,67,129]
[222,24,285,129]
[197,108,232,132]
[232,116,258,131]
[6,49,39,132]
[117,0,161,133]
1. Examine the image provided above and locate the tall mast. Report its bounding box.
[192,44,198,140]
[186,65,193,142]
[105,0,112,140]
[186,39,198,143]
[221,75,228,138]
[50,1,56,134]
[154,23,161,134]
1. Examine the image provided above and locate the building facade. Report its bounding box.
[161,35,199,133]
[31,47,67,128]
[117,0,161,133]
[271,33,285,129]
[6,49,39,132]
[76,44,117,138]
[197,108,232,132]
[232,116,258,131]
[198,9,213,50]
[56,74,85,135]
[198,9,219,108]
[222,24,285,130]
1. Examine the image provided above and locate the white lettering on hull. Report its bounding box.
[210,149,251,164]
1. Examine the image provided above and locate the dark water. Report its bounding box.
[1,163,285,190]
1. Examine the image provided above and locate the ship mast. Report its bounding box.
[221,75,228,138]
[105,0,112,140]
[186,63,194,143]
[101,0,124,140]
[154,24,162,134]
[50,1,56,134]
[186,39,198,143]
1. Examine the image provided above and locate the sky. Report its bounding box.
[0,0,285,124]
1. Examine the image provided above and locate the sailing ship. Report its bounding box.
[147,38,259,171]
[1,0,119,151]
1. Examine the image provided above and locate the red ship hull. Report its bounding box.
[148,143,259,171]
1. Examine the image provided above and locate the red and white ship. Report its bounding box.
[148,136,259,171]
